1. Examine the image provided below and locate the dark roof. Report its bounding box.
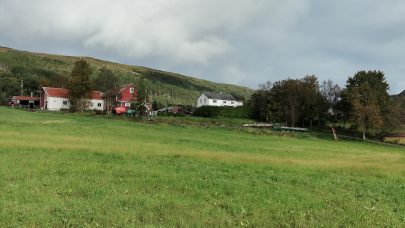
[203,92,237,101]
[399,90,405,96]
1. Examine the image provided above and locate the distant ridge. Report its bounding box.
[0,46,253,105]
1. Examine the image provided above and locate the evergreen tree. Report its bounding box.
[93,67,119,92]
[68,59,92,112]
[152,100,159,111]
[132,79,148,118]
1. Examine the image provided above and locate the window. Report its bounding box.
[63,101,68,105]
[199,99,202,103]
[130,87,135,94]
[98,103,102,107]
[125,103,131,107]
[231,101,234,104]
[204,99,207,103]
[213,100,217,103]
[90,103,93,107]
[223,101,226,104]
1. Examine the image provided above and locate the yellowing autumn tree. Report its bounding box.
[346,71,389,140]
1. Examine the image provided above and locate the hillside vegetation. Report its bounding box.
[1,107,405,226]
[0,46,253,105]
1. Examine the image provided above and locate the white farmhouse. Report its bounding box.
[40,87,104,111]
[196,92,243,108]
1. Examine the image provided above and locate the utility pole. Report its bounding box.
[20,79,24,96]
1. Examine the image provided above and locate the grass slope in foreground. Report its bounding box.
[0,107,405,226]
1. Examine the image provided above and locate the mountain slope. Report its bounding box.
[0,46,253,105]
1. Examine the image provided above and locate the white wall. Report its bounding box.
[196,94,209,108]
[196,94,243,108]
[46,97,105,111]
[47,97,70,111]
[88,99,104,111]
[208,99,243,107]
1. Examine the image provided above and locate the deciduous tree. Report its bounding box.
[0,72,20,105]
[321,80,341,125]
[346,70,389,140]
[93,67,120,113]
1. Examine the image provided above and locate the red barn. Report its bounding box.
[11,96,40,109]
[115,83,137,107]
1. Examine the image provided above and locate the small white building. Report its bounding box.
[40,87,104,111]
[196,92,243,108]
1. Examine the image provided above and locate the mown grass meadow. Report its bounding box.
[0,107,405,226]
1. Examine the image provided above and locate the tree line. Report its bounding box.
[1,58,404,138]
[250,71,403,139]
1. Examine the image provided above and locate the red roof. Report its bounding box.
[12,96,40,101]
[90,91,103,100]
[118,83,135,93]
[43,87,69,98]
[43,87,103,100]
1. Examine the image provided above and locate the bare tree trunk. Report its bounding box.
[362,131,366,140]
[332,126,338,141]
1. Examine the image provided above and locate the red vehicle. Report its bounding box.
[113,106,127,115]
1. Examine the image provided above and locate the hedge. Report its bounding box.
[193,106,253,119]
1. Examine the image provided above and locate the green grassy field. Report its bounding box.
[1,107,405,226]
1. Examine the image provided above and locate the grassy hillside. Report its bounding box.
[1,107,405,226]
[0,46,253,105]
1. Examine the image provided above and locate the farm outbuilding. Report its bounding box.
[11,96,40,109]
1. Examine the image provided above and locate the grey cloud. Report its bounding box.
[0,0,404,93]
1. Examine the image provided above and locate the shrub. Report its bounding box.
[92,110,106,116]
[193,106,253,119]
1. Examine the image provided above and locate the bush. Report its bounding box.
[173,112,186,117]
[193,106,253,119]
[92,110,106,116]
[59,108,71,113]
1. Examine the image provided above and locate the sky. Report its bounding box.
[1,0,405,94]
